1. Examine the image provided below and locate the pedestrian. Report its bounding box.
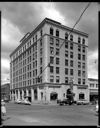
[1,99,6,117]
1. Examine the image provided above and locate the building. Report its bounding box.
[88,78,98,102]
[1,83,10,102]
[10,18,89,103]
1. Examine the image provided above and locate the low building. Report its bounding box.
[88,78,98,102]
[1,83,10,102]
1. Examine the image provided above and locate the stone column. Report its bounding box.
[18,89,20,99]
[31,88,34,102]
[26,88,29,96]
[22,89,24,100]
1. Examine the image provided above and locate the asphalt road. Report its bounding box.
[1,102,98,126]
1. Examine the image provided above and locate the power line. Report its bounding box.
[37,2,91,80]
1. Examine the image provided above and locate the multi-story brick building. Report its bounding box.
[10,18,89,103]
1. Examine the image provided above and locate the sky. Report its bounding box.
[0,2,99,84]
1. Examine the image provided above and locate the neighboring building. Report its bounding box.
[10,18,89,103]
[88,78,98,102]
[1,83,10,101]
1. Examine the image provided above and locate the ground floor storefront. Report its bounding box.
[10,83,89,103]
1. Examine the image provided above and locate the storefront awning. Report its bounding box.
[90,92,98,95]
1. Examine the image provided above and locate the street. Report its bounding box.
[1,102,98,126]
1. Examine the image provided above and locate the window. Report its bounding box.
[78,62,81,68]
[78,45,81,52]
[70,43,73,50]
[82,63,85,69]
[50,27,53,35]
[65,77,68,84]
[90,84,94,88]
[78,54,81,60]
[56,48,59,55]
[79,93,84,99]
[50,47,54,55]
[40,39,42,47]
[50,75,54,83]
[35,35,37,41]
[83,79,85,85]
[56,29,59,37]
[78,70,81,76]
[82,71,85,77]
[40,67,42,74]
[50,66,54,73]
[70,52,73,58]
[56,39,59,46]
[78,78,81,85]
[70,69,73,75]
[65,68,68,75]
[82,46,85,53]
[50,56,54,64]
[50,37,54,45]
[70,60,73,67]
[70,34,73,41]
[40,58,42,65]
[56,58,59,65]
[65,41,68,49]
[78,37,81,43]
[82,38,85,45]
[65,32,68,40]
[56,76,60,83]
[56,67,60,74]
[65,59,68,66]
[40,48,42,56]
[65,50,68,57]
[82,55,85,61]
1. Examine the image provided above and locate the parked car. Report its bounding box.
[58,98,73,105]
[95,101,98,113]
[76,99,89,105]
[15,99,22,104]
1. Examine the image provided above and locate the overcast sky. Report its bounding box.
[0,2,99,84]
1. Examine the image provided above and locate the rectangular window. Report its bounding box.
[40,39,42,47]
[78,70,81,76]
[65,50,68,57]
[78,54,81,60]
[56,39,59,46]
[50,37,54,45]
[82,71,85,77]
[70,60,73,67]
[65,41,68,49]
[82,46,85,53]
[82,55,85,61]
[40,67,42,74]
[56,58,59,65]
[65,77,68,84]
[40,48,42,56]
[50,47,54,55]
[70,43,73,50]
[82,63,85,69]
[70,52,73,58]
[70,69,73,75]
[56,76,60,83]
[56,30,59,37]
[50,75,54,83]
[56,48,59,55]
[56,67,60,74]
[65,68,68,75]
[83,79,85,85]
[78,78,81,85]
[78,45,81,52]
[78,62,81,68]
[50,66,54,73]
[65,59,68,66]
[40,58,42,65]
[50,56,54,64]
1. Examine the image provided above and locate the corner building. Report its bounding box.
[10,18,89,103]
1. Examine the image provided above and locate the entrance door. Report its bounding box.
[50,92,58,101]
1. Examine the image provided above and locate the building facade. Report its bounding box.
[10,18,89,103]
[88,78,98,102]
[1,83,10,102]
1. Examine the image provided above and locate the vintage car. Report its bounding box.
[76,99,89,105]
